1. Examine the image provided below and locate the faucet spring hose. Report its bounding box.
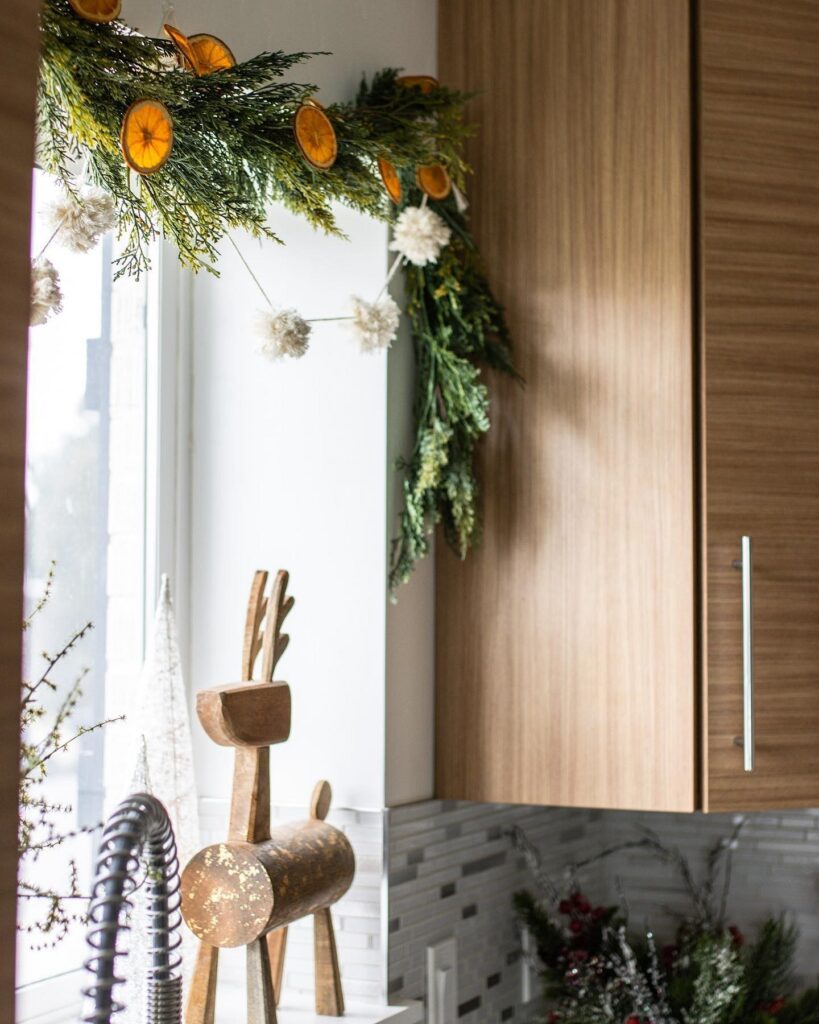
[82,793,183,1024]
[146,975,183,1024]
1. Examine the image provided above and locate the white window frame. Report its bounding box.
[16,242,193,1023]
[145,241,194,666]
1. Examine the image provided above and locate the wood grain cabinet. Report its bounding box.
[435,0,819,812]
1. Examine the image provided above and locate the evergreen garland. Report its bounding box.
[38,2,469,277]
[37,0,518,589]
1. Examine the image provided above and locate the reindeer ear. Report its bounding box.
[260,569,295,681]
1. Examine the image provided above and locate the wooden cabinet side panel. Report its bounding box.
[701,0,819,810]
[0,0,39,1007]
[436,0,696,811]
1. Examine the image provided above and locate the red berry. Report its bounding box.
[569,919,583,934]
[767,997,786,1015]
[592,906,607,920]
[548,1013,560,1024]
[558,899,572,914]
[729,925,745,947]
[577,899,591,914]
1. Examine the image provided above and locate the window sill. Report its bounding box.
[16,973,422,1024]
[16,970,83,1024]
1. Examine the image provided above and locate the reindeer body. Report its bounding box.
[181,571,353,1024]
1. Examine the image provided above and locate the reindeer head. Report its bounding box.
[196,570,295,749]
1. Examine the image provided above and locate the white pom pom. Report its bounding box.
[30,259,63,327]
[389,205,452,267]
[349,295,401,353]
[48,187,117,254]
[255,308,311,361]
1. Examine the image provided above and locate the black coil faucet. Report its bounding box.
[81,793,183,1024]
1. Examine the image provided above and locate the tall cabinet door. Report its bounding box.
[436,0,697,812]
[701,0,819,809]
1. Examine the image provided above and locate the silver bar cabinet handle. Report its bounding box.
[740,535,754,772]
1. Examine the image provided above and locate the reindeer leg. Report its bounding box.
[314,908,344,1016]
[186,942,219,1024]
[247,937,277,1024]
[266,926,288,1007]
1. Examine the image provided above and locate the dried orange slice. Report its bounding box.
[396,75,439,94]
[416,164,452,201]
[294,101,338,171]
[68,0,120,21]
[164,24,202,75]
[189,33,237,74]
[378,157,402,204]
[120,99,174,176]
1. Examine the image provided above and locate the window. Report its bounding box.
[17,171,155,997]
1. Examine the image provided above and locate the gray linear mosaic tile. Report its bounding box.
[387,802,596,1022]
[387,800,819,1022]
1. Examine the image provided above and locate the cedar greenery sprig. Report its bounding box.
[388,182,518,591]
[19,564,122,947]
[38,0,471,277]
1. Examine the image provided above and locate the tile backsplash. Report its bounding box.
[387,802,819,1023]
[387,802,603,1023]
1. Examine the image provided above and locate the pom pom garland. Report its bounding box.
[389,204,452,267]
[30,259,63,327]
[255,308,312,361]
[48,187,117,253]
[348,295,401,353]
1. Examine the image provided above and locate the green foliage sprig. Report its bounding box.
[386,182,518,591]
[510,825,819,1024]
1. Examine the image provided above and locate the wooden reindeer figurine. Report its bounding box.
[181,570,355,1024]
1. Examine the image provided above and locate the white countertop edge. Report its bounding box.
[229,998,424,1024]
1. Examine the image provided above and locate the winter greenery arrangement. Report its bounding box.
[510,825,819,1024]
[386,175,518,589]
[35,0,518,592]
[19,566,118,946]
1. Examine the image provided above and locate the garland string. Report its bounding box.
[228,234,355,324]
[375,253,404,302]
[229,235,408,326]
[35,218,66,263]
[226,235,275,311]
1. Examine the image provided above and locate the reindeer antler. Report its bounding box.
[241,570,295,682]
[261,570,294,681]
[242,570,269,680]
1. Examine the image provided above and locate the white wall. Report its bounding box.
[129,0,438,812]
